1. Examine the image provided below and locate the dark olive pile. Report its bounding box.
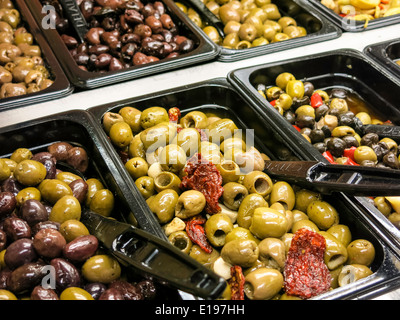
[41,0,197,72]
[102,105,376,300]
[257,72,400,169]
[0,0,54,99]
[0,142,160,300]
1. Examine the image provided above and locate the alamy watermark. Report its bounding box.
[41,5,57,30]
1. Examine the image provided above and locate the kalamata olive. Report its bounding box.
[101,30,120,45]
[3,216,31,241]
[179,39,194,53]
[99,288,125,300]
[109,57,125,71]
[145,16,162,33]
[69,179,88,204]
[141,3,156,18]
[327,137,346,158]
[121,43,137,60]
[109,280,142,300]
[6,262,46,294]
[125,9,143,24]
[31,285,59,300]
[153,1,165,15]
[32,220,60,236]
[121,33,141,44]
[133,52,149,65]
[0,191,16,217]
[74,52,90,66]
[61,35,78,48]
[94,53,113,68]
[141,37,163,56]
[330,88,348,99]
[101,16,117,30]
[66,147,89,173]
[62,235,98,262]
[50,258,81,291]
[303,81,314,97]
[4,238,37,270]
[19,199,48,226]
[0,269,12,289]
[134,24,152,38]
[31,152,57,179]
[84,282,107,300]
[47,142,73,161]
[0,229,6,251]
[77,43,89,54]
[89,44,110,55]
[86,27,105,45]
[136,279,157,300]
[342,135,359,148]
[160,14,174,29]
[383,152,400,169]
[1,177,22,196]
[80,0,94,20]
[33,228,66,259]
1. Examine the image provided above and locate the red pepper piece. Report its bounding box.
[228,266,245,300]
[310,92,324,109]
[284,228,331,299]
[168,107,181,122]
[292,125,301,132]
[180,153,224,215]
[186,215,212,253]
[322,151,335,164]
[344,157,359,166]
[270,99,276,106]
[343,146,357,162]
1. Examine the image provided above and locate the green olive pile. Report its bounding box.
[0,142,159,300]
[0,0,54,99]
[103,105,376,300]
[175,0,307,49]
[257,72,400,169]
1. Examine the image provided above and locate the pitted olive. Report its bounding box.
[258,237,286,271]
[250,207,288,239]
[338,264,373,287]
[139,106,169,129]
[189,244,219,268]
[327,224,352,247]
[148,189,179,224]
[205,213,234,247]
[119,106,142,133]
[158,144,186,174]
[109,121,134,149]
[222,182,248,210]
[225,226,259,244]
[346,239,375,267]
[135,175,155,199]
[140,123,172,152]
[319,231,348,270]
[180,111,208,129]
[269,181,295,210]
[125,157,148,179]
[244,267,283,300]
[172,128,201,156]
[242,170,273,197]
[221,239,259,268]
[207,118,238,144]
[128,135,146,159]
[216,160,241,184]
[175,190,205,219]
[168,230,192,254]
[307,200,339,230]
[237,193,268,229]
[291,219,319,233]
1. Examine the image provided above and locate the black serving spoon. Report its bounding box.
[58,0,89,43]
[264,160,400,196]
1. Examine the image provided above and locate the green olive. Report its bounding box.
[265,86,283,101]
[224,20,241,34]
[38,179,72,204]
[295,189,321,212]
[279,293,302,300]
[60,287,94,300]
[271,32,290,42]
[85,178,104,207]
[14,159,47,186]
[128,134,146,159]
[269,181,295,210]
[109,121,134,149]
[180,111,208,129]
[158,144,187,174]
[327,224,352,247]
[135,175,155,199]
[346,239,375,267]
[0,158,10,181]
[16,187,41,206]
[140,124,173,152]
[0,289,17,300]
[237,193,268,228]
[238,22,258,42]
[199,141,222,164]
[250,207,288,239]
[329,265,343,289]
[338,264,373,287]
[220,137,246,154]
[89,189,114,217]
[153,171,180,194]
[49,195,81,224]
[262,4,281,20]
[329,98,349,113]
[222,32,240,48]
[225,226,259,244]
[275,72,296,90]
[374,197,392,217]
[207,118,238,144]
[203,26,222,45]
[175,190,205,219]
[354,146,377,164]
[119,106,142,133]
[261,24,276,41]
[283,25,301,38]
[56,171,82,185]
[222,182,248,210]
[168,230,192,254]
[219,3,241,24]
[244,268,283,300]
[280,232,294,254]
[292,209,309,223]
[295,105,315,119]
[216,160,241,184]
[258,238,286,271]
[205,213,234,247]
[307,200,339,230]
[172,128,201,157]
[60,219,90,242]
[148,189,179,224]
[356,112,372,125]
[242,170,273,197]
[10,147,32,163]
[319,231,348,270]
[189,244,219,268]
[291,219,319,233]
[331,126,355,138]
[286,80,305,99]
[275,93,293,111]
[221,239,259,268]
[140,106,169,129]
[125,157,149,179]
[82,254,121,283]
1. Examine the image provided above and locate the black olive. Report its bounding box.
[309,128,325,144]
[327,137,346,158]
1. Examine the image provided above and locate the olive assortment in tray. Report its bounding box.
[0,0,71,110]
[173,0,341,61]
[87,78,400,300]
[25,0,218,89]
[0,111,183,300]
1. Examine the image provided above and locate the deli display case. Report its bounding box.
[1,0,400,302]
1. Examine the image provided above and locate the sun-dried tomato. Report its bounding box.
[186,215,212,253]
[228,266,245,300]
[168,107,181,122]
[180,153,223,215]
[284,228,331,299]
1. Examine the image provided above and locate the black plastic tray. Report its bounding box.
[365,38,400,80]
[88,77,400,299]
[175,0,341,62]
[24,0,219,89]
[228,48,400,253]
[308,0,400,32]
[0,0,72,111]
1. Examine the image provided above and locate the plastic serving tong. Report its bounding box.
[80,209,226,299]
[58,0,89,43]
[264,160,400,196]
[355,123,400,142]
